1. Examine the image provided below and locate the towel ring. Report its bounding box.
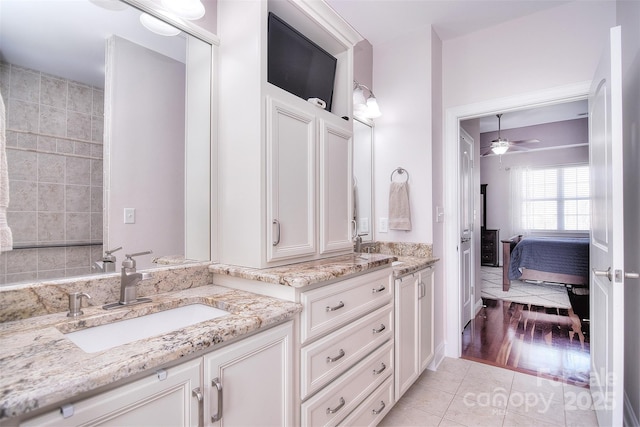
[390,167,409,183]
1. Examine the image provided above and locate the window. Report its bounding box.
[512,165,590,232]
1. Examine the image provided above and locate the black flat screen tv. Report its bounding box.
[267,12,337,112]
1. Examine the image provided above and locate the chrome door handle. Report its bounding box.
[372,285,386,293]
[326,301,345,312]
[326,349,345,363]
[593,267,612,282]
[211,377,223,422]
[372,324,386,334]
[192,387,204,427]
[326,397,345,414]
[272,219,280,246]
[372,362,386,375]
[625,271,640,279]
[372,400,386,415]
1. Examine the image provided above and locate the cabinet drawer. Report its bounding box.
[301,340,393,427]
[337,376,394,427]
[301,304,393,399]
[300,268,392,343]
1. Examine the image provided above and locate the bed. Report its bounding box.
[501,235,589,291]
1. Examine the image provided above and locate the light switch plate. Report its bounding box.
[124,208,135,224]
[379,217,388,233]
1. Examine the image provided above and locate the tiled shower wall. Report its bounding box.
[0,62,104,285]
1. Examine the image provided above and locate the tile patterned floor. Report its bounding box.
[379,357,599,426]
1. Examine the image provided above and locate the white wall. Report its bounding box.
[106,36,185,269]
[373,25,433,244]
[618,0,640,424]
[442,1,615,108]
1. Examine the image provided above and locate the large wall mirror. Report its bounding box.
[353,118,374,242]
[0,0,213,285]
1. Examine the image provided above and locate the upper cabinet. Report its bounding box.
[217,0,362,268]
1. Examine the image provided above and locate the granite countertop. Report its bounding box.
[209,253,439,286]
[391,256,440,278]
[0,285,301,422]
[209,253,396,287]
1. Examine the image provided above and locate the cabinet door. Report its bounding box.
[394,274,419,400]
[267,98,316,262]
[21,359,202,427]
[204,322,294,427]
[319,118,353,254]
[418,267,435,372]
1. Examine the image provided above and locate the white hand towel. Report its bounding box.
[0,92,13,252]
[389,181,411,231]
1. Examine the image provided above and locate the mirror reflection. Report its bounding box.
[353,118,373,243]
[0,0,212,285]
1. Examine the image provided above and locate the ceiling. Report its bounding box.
[326,0,588,139]
[325,0,573,45]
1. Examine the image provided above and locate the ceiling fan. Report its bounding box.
[481,114,540,156]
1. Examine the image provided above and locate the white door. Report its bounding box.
[589,25,625,427]
[459,128,474,331]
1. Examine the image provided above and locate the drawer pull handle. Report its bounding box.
[372,400,386,415]
[326,349,345,363]
[326,397,346,415]
[326,301,345,312]
[372,324,386,334]
[372,285,386,293]
[373,362,386,375]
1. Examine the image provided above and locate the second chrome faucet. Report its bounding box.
[103,250,153,310]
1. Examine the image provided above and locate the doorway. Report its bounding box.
[443,82,591,360]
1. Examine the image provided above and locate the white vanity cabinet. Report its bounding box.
[394,267,435,400]
[266,97,353,263]
[20,322,293,427]
[21,358,202,427]
[217,0,361,269]
[204,321,294,427]
[299,268,395,425]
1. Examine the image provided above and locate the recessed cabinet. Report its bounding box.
[394,267,434,400]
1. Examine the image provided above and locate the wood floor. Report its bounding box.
[461,290,590,387]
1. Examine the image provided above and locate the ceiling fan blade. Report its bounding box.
[510,139,540,145]
[481,148,493,156]
[507,145,531,152]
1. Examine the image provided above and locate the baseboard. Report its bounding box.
[427,341,446,371]
[624,391,639,427]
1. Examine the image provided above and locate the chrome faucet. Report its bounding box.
[103,250,153,310]
[92,246,122,273]
[354,234,363,253]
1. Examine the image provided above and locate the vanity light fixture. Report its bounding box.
[140,13,181,36]
[161,0,205,20]
[353,81,382,119]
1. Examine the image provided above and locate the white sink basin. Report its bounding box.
[65,304,229,353]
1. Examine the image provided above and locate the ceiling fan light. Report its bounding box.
[491,143,509,155]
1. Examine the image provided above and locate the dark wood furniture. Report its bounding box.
[481,228,499,267]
